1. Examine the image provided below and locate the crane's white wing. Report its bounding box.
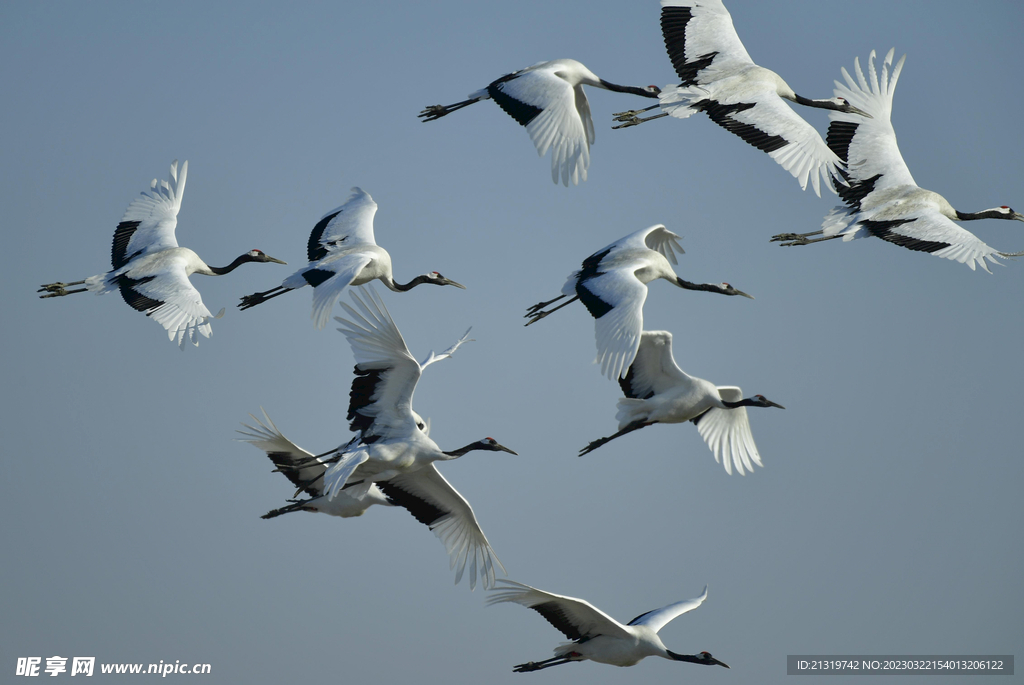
[626,585,708,633]
[379,464,504,590]
[323,447,370,500]
[578,265,648,380]
[621,331,691,398]
[641,225,684,265]
[828,49,914,194]
[305,187,378,262]
[488,579,632,641]
[661,82,842,196]
[823,204,1005,273]
[695,386,763,475]
[661,0,754,83]
[121,254,220,348]
[286,252,375,330]
[418,328,474,370]
[492,65,590,186]
[336,286,421,439]
[237,408,326,497]
[111,160,186,270]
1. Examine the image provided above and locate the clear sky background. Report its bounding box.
[2,1,1022,683]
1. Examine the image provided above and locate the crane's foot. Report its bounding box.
[579,437,609,457]
[523,310,552,327]
[418,105,452,122]
[770,232,839,247]
[38,281,87,298]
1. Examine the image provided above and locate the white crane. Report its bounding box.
[579,330,783,475]
[489,579,729,671]
[612,0,869,196]
[418,59,660,186]
[38,160,286,348]
[238,187,464,329]
[238,409,393,519]
[316,286,515,589]
[771,49,1024,271]
[525,224,752,381]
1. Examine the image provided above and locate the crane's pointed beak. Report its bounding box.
[846,104,872,118]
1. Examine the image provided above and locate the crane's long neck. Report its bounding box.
[206,255,253,275]
[666,650,728,667]
[599,80,660,98]
[791,94,846,111]
[441,442,486,458]
[383,275,427,292]
[675,278,726,294]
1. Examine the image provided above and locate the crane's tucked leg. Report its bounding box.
[612,104,660,119]
[579,420,651,456]
[417,97,484,122]
[238,286,292,310]
[611,104,667,129]
[524,295,579,326]
[512,655,578,672]
[260,500,312,519]
[769,230,842,246]
[38,280,88,298]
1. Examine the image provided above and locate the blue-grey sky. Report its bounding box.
[2,1,1022,683]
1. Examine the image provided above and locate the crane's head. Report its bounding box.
[424,271,467,289]
[244,249,287,265]
[830,97,872,118]
[751,394,785,409]
[667,650,730,668]
[993,206,1024,221]
[475,437,518,455]
[718,282,754,299]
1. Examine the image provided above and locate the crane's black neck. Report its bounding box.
[599,80,660,98]
[675,278,727,294]
[792,94,846,111]
[721,397,757,409]
[208,254,257,275]
[386,275,430,292]
[442,442,488,458]
[956,209,1008,221]
[666,651,720,666]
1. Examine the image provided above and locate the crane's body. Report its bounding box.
[771,49,1024,271]
[238,409,392,519]
[419,59,659,186]
[488,580,728,671]
[282,286,515,590]
[580,330,783,475]
[526,224,751,380]
[38,160,286,347]
[613,0,868,196]
[239,187,464,328]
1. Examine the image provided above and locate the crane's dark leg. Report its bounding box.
[612,107,668,129]
[38,280,88,298]
[770,230,842,246]
[612,104,660,119]
[512,655,578,672]
[418,98,482,122]
[239,286,292,310]
[524,295,579,326]
[579,420,651,456]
